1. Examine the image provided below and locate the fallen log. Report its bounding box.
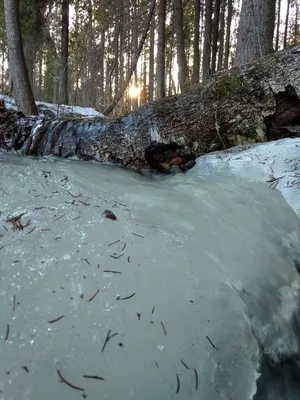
[0,45,299,173]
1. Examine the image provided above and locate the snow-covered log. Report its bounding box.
[0,45,299,172]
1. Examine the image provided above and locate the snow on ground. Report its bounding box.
[190,138,300,218]
[36,101,103,118]
[0,94,103,118]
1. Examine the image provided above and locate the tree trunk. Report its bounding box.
[167,38,176,96]
[235,0,276,66]
[37,51,43,99]
[131,0,139,111]
[22,35,36,87]
[275,0,281,51]
[224,0,233,69]
[98,29,105,109]
[283,0,290,48]
[119,0,125,91]
[294,1,299,45]
[157,0,166,98]
[148,18,155,101]
[60,0,69,105]
[142,57,147,104]
[174,0,189,90]
[3,0,38,115]
[114,32,120,103]
[217,0,225,71]
[202,0,212,81]
[2,46,299,174]
[211,0,221,75]
[192,0,201,84]
[19,0,47,90]
[44,30,58,103]
[103,0,156,116]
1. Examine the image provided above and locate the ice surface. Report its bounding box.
[1,150,300,400]
[190,138,300,217]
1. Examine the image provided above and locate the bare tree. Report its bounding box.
[4,0,37,115]
[235,0,276,66]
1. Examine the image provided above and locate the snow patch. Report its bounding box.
[0,94,103,118]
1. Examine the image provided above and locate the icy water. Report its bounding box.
[1,151,300,400]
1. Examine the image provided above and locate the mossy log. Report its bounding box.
[1,45,300,172]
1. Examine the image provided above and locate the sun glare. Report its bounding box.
[128,85,141,98]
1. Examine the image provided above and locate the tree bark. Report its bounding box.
[119,0,125,92]
[294,1,299,45]
[22,35,36,88]
[275,0,281,51]
[142,57,147,104]
[174,0,189,90]
[217,0,225,71]
[202,0,212,81]
[283,0,290,48]
[98,28,105,109]
[43,30,58,103]
[224,0,233,69]
[148,18,155,101]
[157,0,166,98]
[192,0,201,84]
[60,0,69,105]
[19,0,48,90]
[4,0,38,115]
[131,0,139,111]
[211,0,221,75]
[235,0,276,66]
[1,46,300,174]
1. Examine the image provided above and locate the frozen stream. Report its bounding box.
[1,150,300,400]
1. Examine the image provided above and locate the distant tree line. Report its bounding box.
[1,0,299,116]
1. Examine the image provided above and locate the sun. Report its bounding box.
[128,85,141,98]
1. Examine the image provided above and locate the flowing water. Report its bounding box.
[0,150,300,400]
